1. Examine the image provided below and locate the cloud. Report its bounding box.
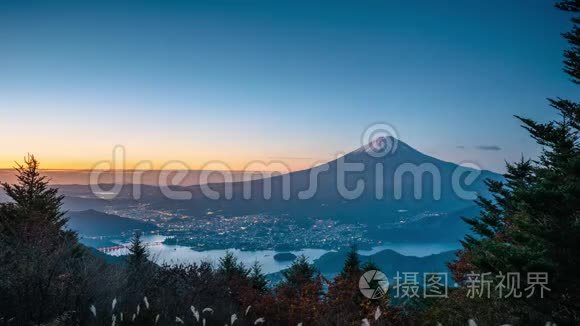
[475,145,501,151]
[456,145,466,150]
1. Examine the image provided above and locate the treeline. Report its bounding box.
[0,156,401,325]
[0,146,574,325]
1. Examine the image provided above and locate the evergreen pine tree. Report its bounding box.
[248,261,268,292]
[557,0,580,84]
[0,154,74,242]
[276,255,323,324]
[127,231,149,269]
[217,250,248,280]
[449,1,580,323]
[325,246,388,325]
[0,156,86,324]
[125,231,152,308]
[280,255,318,290]
[339,244,361,278]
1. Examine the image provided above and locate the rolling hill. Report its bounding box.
[313,248,457,279]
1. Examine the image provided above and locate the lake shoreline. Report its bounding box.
[94,234,460,275]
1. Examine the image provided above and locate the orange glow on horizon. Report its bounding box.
[0,155,328,173]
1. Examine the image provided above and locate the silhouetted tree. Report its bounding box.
[0,156,120,325]
[1,155,74,243]
[275,255,323,325]
[279,255,318,292]
[446,1,580,324]
[217,250,249,281]
[325,247,400,325]
[558,0,580,84]
[127,231,149,270]
[248,261,268,292]
[339,244,361,279]
[125,231,154,310]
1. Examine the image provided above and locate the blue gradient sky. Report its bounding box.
[0,0,578,172]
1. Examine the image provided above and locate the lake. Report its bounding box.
[106,235,460,274]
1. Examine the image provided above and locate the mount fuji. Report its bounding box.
[137,137,502,226]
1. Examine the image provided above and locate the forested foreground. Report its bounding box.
[0,154,400,326]
[1,1,579,325]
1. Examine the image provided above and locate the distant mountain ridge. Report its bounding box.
[267,248,457,285]
[313,248,457,279]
